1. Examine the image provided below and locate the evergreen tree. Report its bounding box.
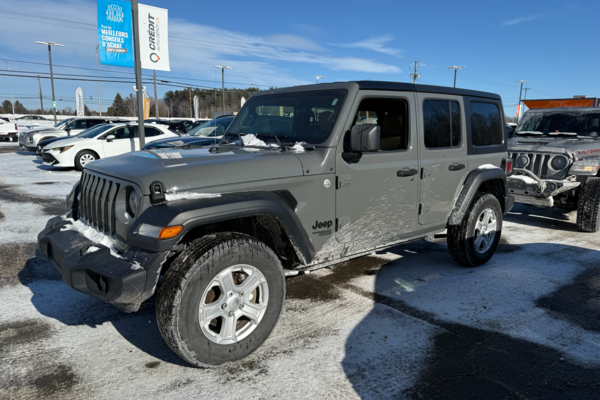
[112,93,129,117]
[2,100,13,114]
[14,101,28,114]
[84,104,91,116]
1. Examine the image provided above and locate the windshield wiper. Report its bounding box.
[256,134,288,150]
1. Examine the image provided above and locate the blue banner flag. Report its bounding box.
[97,0,134,68]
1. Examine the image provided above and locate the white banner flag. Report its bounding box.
[241,96,246,107]
[193,95,200,120]
[138,3,170,71]
[76,87,84,116]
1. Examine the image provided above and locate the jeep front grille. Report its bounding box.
[508,152,570,180]
[79,171,120,236]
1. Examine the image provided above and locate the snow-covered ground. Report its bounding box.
[1,144,600,399]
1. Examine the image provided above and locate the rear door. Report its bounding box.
[335,91,420,245]
[417,93,468,225]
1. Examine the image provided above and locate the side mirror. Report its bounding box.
[106,135,115,142]
[350,125,380,152]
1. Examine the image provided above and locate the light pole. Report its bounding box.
[515,80,529,123]
[214,65,231,114]
[95,44,102,116]
[5,62,14,115]
[315,75,325,84]
[448,66,465,88]
[35,41,63,124]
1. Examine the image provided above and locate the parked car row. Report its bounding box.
[24,116,235,171]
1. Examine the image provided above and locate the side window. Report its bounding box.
[470,102,503,146]
[352,98,408,151]
[113,126,136,139]
[86,119,103,128]
[71,119,88,130]
[423,100,461,148]
[145,127,162,137]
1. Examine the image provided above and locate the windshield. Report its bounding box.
[54,118,74,129]
[224,89,348,145]
[78,124,113,138]
[189,117,234,137]
[516,111,600,137]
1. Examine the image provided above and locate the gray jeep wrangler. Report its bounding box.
[508,107,600,231]
[38,81,512,367]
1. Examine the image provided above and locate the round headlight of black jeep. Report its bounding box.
[516,155,529,168]
[128,187,141,216]
[551,155,568,170]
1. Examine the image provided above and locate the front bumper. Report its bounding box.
[41,152,58,165]
[37,215,169,312]
[508,169,580,207]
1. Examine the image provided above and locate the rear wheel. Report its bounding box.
[577,177,600,232]
[75,150,97,171]
[448,193,503,267]
[157,233,285,367]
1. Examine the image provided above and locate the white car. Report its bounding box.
[39,123,178,170]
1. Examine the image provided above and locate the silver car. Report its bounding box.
[20,117,130,151]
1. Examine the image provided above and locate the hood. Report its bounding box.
[29,128,65,137]
[508,136,600,159]
[86,146,305,195]
[142,136,220,149]
[46,137,87,147]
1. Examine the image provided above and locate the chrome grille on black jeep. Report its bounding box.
[79,171,120,236]
[508,152,569,180]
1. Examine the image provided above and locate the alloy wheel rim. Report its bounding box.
[80,154,95,165]
[198,264,269,345]
[474,208,497,254]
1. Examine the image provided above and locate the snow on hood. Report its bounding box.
[86,146,306,196]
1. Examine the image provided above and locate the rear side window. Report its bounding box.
[423,100,461,148]
[145,127,163,137]
[470,102,503,146]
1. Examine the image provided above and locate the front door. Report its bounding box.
[335,91,420,246]
[416,93,468,225]
[102,125,138,157]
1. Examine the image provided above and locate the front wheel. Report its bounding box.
[577,177,600,232]
[74,150,97,171]
[447,193,503,267]
[157,233,285,367]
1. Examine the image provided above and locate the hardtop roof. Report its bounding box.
[254,81,501,100]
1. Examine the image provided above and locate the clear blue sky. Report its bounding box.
[0,0,597,116]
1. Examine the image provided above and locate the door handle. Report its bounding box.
[448,163,466,171]
[397,168,418,177]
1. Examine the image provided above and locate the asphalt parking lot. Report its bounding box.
[1,141,600,399]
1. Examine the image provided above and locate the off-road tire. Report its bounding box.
[577,177,600,232]
[74,150,98,171]
[447,193,503,267]
[156,233,285,367]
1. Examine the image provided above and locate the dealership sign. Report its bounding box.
[138,4,170,71]
[97,0,134,67]
[97,1,169,70]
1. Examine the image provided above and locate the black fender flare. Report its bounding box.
[448,168,509,226]
[126,191,315,265]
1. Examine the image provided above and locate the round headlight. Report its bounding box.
[516,155,529,168]
[551,156,568,170]
[128,188,141,216]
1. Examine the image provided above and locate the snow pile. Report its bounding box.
[60,218,123,259]
[292,142,306,153]
[85,246,100,254]
[165,192,221,201]
[241,134,279,148]
[509,175,538,184]
[478,164,501,170]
